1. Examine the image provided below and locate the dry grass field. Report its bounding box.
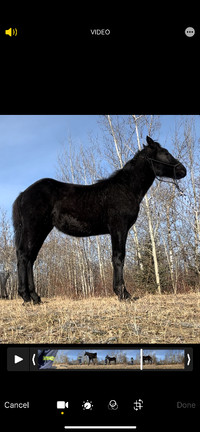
[142,364,184,369]
[0,293,199,344]
[53,364,183,370]
[53,364,140,370]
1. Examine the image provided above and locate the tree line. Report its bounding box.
[0,115,199,299]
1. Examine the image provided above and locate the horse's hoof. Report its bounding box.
[33,298,42,305]
[118,293,131,301]
[22,300,31,306]
[124,296,131,302]
[31,294,42,305]
[131,296,139,302]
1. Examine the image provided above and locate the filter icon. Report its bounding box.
[108,399,118,410]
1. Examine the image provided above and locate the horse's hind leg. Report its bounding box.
[16,225,52,304]
[16,250,41,304]
[25,225,53,304]
[17,250,32,303]
[27,259,41,304]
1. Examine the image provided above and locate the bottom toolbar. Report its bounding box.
[1,344,199,431]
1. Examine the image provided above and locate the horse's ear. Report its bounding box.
[146,136,156,149]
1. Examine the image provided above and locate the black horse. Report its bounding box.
[84,352,97,365]
[143,355,153,364]
[12,136,186,304]
[105,355,117,364]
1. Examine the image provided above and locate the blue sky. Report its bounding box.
[0,114,198,223]
[0,115,101,221]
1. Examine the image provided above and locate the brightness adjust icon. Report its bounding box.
[82,400,93,410]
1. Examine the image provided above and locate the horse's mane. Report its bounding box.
[96,148,143,185]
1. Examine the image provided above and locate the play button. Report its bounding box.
[14,355,23,364]
[7,348,29,371]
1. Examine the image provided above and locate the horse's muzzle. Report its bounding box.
[175,164,187,179]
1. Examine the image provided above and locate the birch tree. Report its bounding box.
[132,115,162,294]
[106,115,144,272]
[0,209,16,298]
[184,119,200,285]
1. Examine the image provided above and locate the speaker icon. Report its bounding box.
[5,28,18,37]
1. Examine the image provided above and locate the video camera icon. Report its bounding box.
[57,401,69,409]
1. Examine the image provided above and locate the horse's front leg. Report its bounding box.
[110,227,131,300]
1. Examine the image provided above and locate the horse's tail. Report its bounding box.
[12,192,24,249]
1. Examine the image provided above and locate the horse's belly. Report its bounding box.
[55,214,108,237]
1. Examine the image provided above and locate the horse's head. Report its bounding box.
[144,136,187,180]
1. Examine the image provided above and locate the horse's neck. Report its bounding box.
[130,154,155,203]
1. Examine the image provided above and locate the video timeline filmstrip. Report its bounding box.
[7,347,193,371]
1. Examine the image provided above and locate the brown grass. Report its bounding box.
[54,364,140,370]
[0,293,199,344]
[142,364,184,369]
